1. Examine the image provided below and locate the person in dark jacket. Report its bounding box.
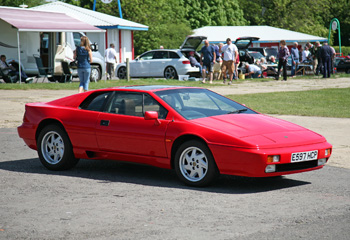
[320,41,333,78]
[276,40,290,81]
[74,36,93,93]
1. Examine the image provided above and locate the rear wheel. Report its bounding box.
[175,140,218,187]
[37,124,79,170]
[164,66,178,79]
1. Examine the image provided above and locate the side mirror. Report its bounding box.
[91,42,98,52]
[144,111,161,125]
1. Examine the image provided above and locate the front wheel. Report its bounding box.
[117,66,127,79]
[175,140,218,187]
[164,66,178,79]
[90,67,101,82]
[37,124,79,171]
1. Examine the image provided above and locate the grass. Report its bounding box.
[228,88,350,118]
[1,74,349,118]
[0,77,275,90]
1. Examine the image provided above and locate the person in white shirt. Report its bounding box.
[219,38,238,84]
[105,43,118,80]
[301,46,311,63]
[244,63,262,78]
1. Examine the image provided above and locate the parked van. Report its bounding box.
[38,31,105,82]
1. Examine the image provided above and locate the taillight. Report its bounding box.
[182,60,190,64]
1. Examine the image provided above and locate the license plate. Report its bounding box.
[291,150,318,163]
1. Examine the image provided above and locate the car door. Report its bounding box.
[68,91,114,151]
[95,92,170,158]
[130,51,155,77]
[151,51,170,76]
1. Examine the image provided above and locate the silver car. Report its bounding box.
[116,36,206,79]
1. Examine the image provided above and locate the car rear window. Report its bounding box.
[169,52,180,59]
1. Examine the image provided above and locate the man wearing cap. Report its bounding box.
[220,38,238,84]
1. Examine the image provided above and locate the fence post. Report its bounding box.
[126,58,130,82]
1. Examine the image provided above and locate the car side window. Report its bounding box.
[169,51,180,59]
[144,94,168,119]
[153,51,168,59]
[80,92,112,111]
[107,93,142,116]
[139,52,154,60]
[107,92,168,119]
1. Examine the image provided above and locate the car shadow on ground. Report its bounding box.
[0,158,311,194]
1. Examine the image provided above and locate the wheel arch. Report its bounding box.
[170,134,210,169]
[35,118,67,142]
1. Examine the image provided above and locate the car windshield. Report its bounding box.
[266,48,278,57]
[155,88,257,120]
[249,52,264,60]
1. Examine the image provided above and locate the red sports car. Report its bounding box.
[18,86,332,186]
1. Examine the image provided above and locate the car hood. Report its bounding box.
[180,36,207,50]
[192,114,326,148]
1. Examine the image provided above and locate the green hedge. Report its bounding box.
[334,46,350,56]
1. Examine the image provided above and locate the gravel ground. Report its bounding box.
[0,77,349,239]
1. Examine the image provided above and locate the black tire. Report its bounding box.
[164,66,178,79]
[90,67,101,82]
[117,66,127,79]
[174,140,218,187]
[37,124,79,171]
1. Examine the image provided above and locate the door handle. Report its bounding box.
[100,120,110,126]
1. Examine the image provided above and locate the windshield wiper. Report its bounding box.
[227,108,248,114]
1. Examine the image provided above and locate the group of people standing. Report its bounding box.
[190,38,337,83]
[276,40,336,81]
[189,38,239,85]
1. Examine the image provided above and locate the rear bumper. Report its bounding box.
[17,123,37,150]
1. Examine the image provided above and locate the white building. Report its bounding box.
[32,1,148,63]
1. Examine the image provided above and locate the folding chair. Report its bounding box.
[60,61,73,83]
[33,54,53,83]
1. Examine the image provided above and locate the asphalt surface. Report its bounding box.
[1,128,349,240]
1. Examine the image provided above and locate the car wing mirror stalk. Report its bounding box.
[144,111,161,126]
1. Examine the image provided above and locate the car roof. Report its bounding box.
[110,85,198,92]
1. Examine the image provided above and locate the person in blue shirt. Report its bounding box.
[200,40,216,84]
[74,36,93,93]
[290,42,300,76]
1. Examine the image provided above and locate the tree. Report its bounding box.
[119,0,192,55]
[184,0,248,29]
[325,0,350,46]
[240,0,329,37]
[0,0,45,7]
